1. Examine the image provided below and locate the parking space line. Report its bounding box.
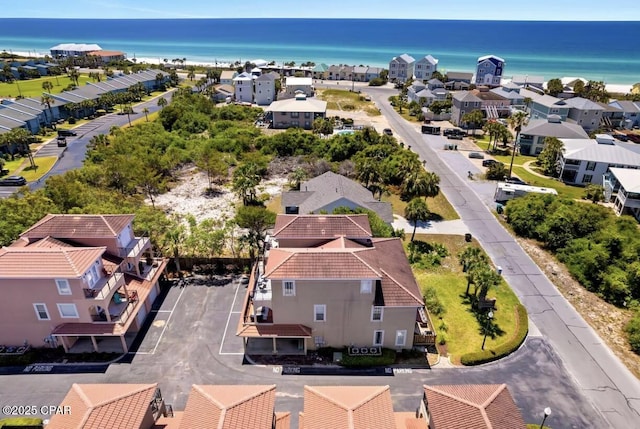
[219,281,242,355]
[151,310,172,313]
[145,286,186,355]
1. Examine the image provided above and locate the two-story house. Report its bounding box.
[219,70,237,86]
[451,91,482,126]
[517,115,589,155]
[254,72,277,106]
[490,83,525,109]
[353,66,368,82]
[283,76,314,99]
[266,94,327,129]
[475,55,505,87]
[444,71,473,90]
[311,63,329,80]
[237,214,430,355]
[414,55,439,81]
[471,87,510,119]
[521,88,571,121]
[604,167,640,222]
[0,214,166,353]
[564,96,605,132]
[233,72,254,103]
[388,54,415,83]
[558,134,640,185]
[609,100,640,129]
[366,67,384,81]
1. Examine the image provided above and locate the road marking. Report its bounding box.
[219,281,243,355]
[150,310,173,313]
[143,286,186,355]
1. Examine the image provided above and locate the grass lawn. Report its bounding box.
[316,89,379,116]
[266,194,282,214]
[409,233,521,364]
[10,156,58,181]
[382,189,459,221]
[509,166,585,200]
[0,75,91,98]
[126,110,160,128]
[493,153,537,167]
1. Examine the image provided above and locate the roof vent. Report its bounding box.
[595,134,615,145]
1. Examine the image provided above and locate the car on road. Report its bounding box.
[0,175,27,186]
[383,128,393,136]
[468,152,485,159]
[57,129,77,137]
[482,159,502,167]
[444,128,466,140]
[56,136,67,147]
[505,176,527,185]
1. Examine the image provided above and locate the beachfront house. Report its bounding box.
[564,97,605,132]
[87,50,126,64]
[604,167,640,221]
[219,70,237,85]
[511,75,544,90]
[50,43,102,58]
[312,63,329,80]
[414,55,439,81]
[471,87,510,119]
[444,71,473,90]
[389,54,415,83]
[451,91,482,126]
[0,214,166,354]
[558,134,640,185]
[281,171,393,223]
[233,72,254,103]
[236,214,429,355]
[266,94,327,130]
[609,100,640,129]
[475,55,505,87]
[254,72,277,105]
[518,115,589,155]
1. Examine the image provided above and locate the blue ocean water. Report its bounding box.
[0,18,638,84]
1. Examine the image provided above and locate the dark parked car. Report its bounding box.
[57,129,77,137]
[444,128,466,140]
[0,175,27,186]
[57,136,67,147]
[421,125,441,135]
[468,152,485,159]
[482,159,502,167]
[505,176,527,185]
[383,128,393,136]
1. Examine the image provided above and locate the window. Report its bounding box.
[586,161,596,171]
[304,112,311,118]
[314,304,326,322]
[57,303,79,318]
[395,330,407,347]
[291,112,299,118]
[582,174,593,183]
[33,303,50,321]
[371,306,384,321]
[55,279,71,295]
[283,280,296,296]
[360,280,373,294]
[373,330,384,346]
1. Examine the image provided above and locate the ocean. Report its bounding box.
[0,18,639,84]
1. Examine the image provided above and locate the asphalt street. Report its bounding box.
[365,85,640,428]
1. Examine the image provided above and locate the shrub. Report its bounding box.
[68,117,76,124]
[368,77,386,86]
[460,304,528,366]
[339,348,396,367]
[625,311,640,353]
[424,288,445,317]
[437,331,448,345]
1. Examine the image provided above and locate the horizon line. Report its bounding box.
[1,17,639,22]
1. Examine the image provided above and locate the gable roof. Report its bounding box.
[179,385,276,429]
[477,55,505,64]
[609,167,640,193]
[561,138,640,165]
[446,71,473,81]
[312,63,329,72]
[563,96,604,111]
[0,246,106,279]
[392,54,415,64]
[424,384,526,429]
[532,94,569,109]
[21,214,134,240]
[521,118,589,139]
[281,171,393,223]
[417,55,438,66]
[610,99,640,113]
[453,91,482,103]
[46,383,158,429]
[272,214,372,239]
[301,385,397,429]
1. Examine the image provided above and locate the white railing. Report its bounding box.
[125,237,150,258]
[94,273,124,301]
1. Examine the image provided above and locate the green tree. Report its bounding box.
[40,94,55,126]
[187,66,196,82]
[583,80,609,103]
[486,162,508,181]
[507,111,529,177]
[401,169,440,202]
[232,162,262,205]
[142,107,150,122]
[288,168,307,191]
[234,206,276,260]
[312,117,334,135]
[573,80,585,96]
[42,80,54,94]
[537,137,564,176]
[157,97,168,109]
[546,78,563,97]
[332,206,393,238]
[162,215,186,273]
[583,184,604,203]
[472,265,502,301]
[461,109,484,135]
[625,311,640,354]
[196,145,228,190]
[404,198,430,242]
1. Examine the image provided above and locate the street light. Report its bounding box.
[539,407,551,428]
[481,310,494,350]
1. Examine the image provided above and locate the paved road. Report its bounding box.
[365,86,640,428]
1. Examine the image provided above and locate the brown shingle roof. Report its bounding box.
[21,214,134,239]
[302,385,397,429]
[424,384,526,429]
[179,385,276,429]
[237,323,312,338]
[0,246,105,279]
[272,214,372,239]
[46,383,158,429]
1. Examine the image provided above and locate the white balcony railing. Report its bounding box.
[85,273,124,301]
[123,237,150,259]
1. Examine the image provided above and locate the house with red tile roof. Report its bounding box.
[237,214,430,355]
[420,384,526,429]
[179,384,289,429]
[300,385,426,429]
[0,214,166,353]
[47,383,168,429]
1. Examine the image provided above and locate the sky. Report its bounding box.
[3,0,640,20]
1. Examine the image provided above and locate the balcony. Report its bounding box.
[83,272,124,300]
[90,290,139,324]
[124,257,164,280]
[124,237,150,259]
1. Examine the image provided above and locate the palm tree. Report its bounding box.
[288,168,307,191]
[40,94,55,126]
[68,68,80,86]
[162,216,186,273]
[187,66,196,82]
[462,109,484,135]
[474,267,502,301]
[42,80,53,94]
[404,198,430,242]
[401,170,440,202]
[507,111,529,177]
[142,107,150,122]
[157,97,168,109]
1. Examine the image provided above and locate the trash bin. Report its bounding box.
[497,266,503,275]
[465,233,472,242]
[496,204,504,214]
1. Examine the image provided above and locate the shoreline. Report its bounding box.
[4,50,636,94]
